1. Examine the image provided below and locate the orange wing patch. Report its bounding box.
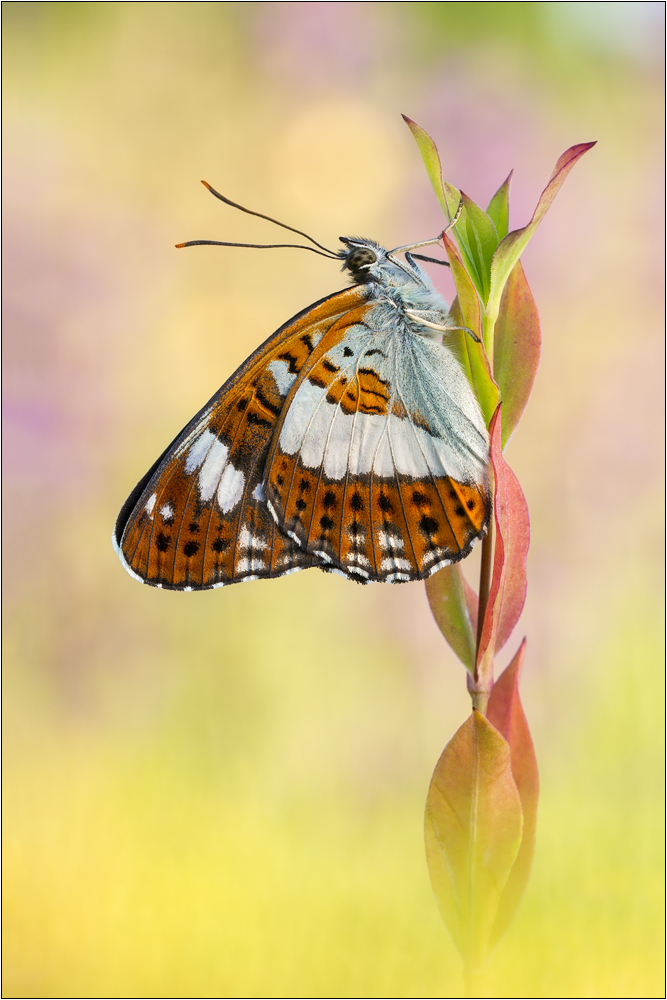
[267,440,490,582]
[323,364,392,416]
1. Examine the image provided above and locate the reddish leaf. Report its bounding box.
[487,142,596,321]
[493,261,542,447]
[425,710,523,966]
[487,640,539,943]
[476,408,530,672]
[425,565,478,671]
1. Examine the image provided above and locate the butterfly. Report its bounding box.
[113,183,490,590]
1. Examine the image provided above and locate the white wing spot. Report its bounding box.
[238,525,268,551]
[217,463,245,513]
[185,428,216,473]
[198,439,229,501]
[378,531,404,551]
[236,557,266,574]
[160,503,174,520]
[380,556,413,572]
[145,493,157,515]
[268,359,297,396]
[347,563,370,578]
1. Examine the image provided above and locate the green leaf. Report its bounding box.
[487,640,539,946]
[425,566,478,672]
[442,234,500,427]
[493,261,541,447]
[455,192,500,304]
[486,142,596,323]
[402,115,460,221]
[486,171,513,241]
[443,234,482,340]
[425,711,523,967]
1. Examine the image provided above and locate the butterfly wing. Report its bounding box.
[114,284,370,589]
[264,300,491,582]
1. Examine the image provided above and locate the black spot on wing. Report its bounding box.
[254,388,281,418]
[247,412,273,429]
[278,351,301,374]
[419,515,439,536]
[378,492,393,513]
[350,492,364,512]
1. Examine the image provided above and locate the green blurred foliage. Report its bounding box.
[3,2,664,996]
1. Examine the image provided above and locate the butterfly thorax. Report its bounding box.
[340,237,452,341]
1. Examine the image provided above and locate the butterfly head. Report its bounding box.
[339,237,439,293]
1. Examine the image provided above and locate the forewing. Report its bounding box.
[114,285,369,589]
[264,304,491,582]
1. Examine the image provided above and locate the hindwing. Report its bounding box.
[264,300,491,582]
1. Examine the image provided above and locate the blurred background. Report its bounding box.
[3,3,664,996]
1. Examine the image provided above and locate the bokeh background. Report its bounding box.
[3,3,664,997]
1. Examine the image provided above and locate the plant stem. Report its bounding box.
[481,308,496,367]
[470,516,494,715]
[464,960,486,998]
[476,520,494,653]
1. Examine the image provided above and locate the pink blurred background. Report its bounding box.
[4,4,664,996]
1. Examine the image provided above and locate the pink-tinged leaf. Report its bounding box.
[425,566,478,672]
[493,261,542,447]
[486,171,513,241]
[425,710,523,967]
[487,640,539,944]
[443,234,500,427]
[487,142,596,322]
[402,115,460,221]
[476,409,530,672]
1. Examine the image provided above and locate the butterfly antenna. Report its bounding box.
[176,181,338,258]
[443,198,464,234]
[175,239,339,259]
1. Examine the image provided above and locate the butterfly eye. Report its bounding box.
[346,247,377,273]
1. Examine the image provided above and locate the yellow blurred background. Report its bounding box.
[3,4,663,996]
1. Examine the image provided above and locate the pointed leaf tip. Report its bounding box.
[486,171,513,241]
[404,116,460,221]
[486,141,596,321]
